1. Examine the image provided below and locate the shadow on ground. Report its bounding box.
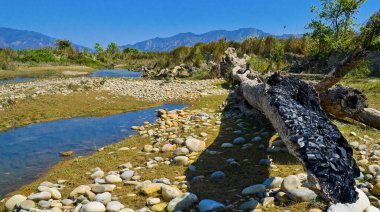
[185,94,302,208]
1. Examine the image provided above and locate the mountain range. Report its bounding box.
[0,27,86,50]
[0,27,299,52]
[122,28,298,51]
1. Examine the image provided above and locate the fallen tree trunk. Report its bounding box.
[224,48,360,204]
[314,47,367,92]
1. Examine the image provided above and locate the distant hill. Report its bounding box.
[0,27,86,50]
[122,28,300,52]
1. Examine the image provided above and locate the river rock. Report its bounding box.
[48,188,62,199]
[162,185,183,201]
[105,175,122,183]
[173,156,189,165]
[198,199,225,212]
[162,143,177,152]
[20,200,36,210]
[262,197,275,207]
[286,187,317,202]
[94,192,112,205]
[39,200,52,208]
[263,177,283,189]
[106,201,125,212]
[242,184,266,195]
[372,182,380,195]
[28,191,52,201]
[221,143,234,148]
[210,171,225,180]
[70,185,90,197]
[185,138,206,152]
[140,183,163,195]
[119,209,135,212]
[151,203,168,211]
[82,202,106,212]
[233,137,246,144]
[143,145,153,152]
[251,136,262,142]
[281,175,301,191]
[173,147,190,156]
[172,138,184,145]
[327,188,370,212]
[239,199,261,210]
[5,195,27,211]
[91,170,105,179]
[61,199,74,206]
[146,197,161,205]
[167,192,198,212]
[367,165,380,176]
[121,170,134,180]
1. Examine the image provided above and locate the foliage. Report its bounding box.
[94,43,104,53]
[18,49,57,63]
[123,48,139,53]
[306,0,366,55]
[360,10,380,50]
[106,42,120,54]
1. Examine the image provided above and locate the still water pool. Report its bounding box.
[0,104,186,198]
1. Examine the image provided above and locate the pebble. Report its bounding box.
[94,192,112,205]
[262,197,275,207]
[167,192,198,212]
[198,199,225,212]
[28,192,52,201]
[106,201,124,212]
[233,137,246,144]
[20,200,36,210]
[281,175,301,191]
[185,138,206,152]
[61,199,74,206]
[151,203,168,211]
[221,143,234,148]
[162,185,183,201]
[47,188,62,199]
[286,187,317,202]
[82,201,106,212]
[172,138,184,145]
[143,145,153,152]
[239,199,261,210]
[38,200,52,208]
[210,171,226,180]
[5,195,27,211]
[242,184,266,195]
[105,175,122,183]
[121,170,134,180]
[251,136,262,142]
[173,156,189,165]
[91,170,105,179]
[173,147,190,156]
[146,197,161,205]
[263,177,283,189]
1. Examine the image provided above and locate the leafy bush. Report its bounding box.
[18,49,57,63]
[191,68,213,80]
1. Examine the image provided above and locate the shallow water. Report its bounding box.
[0,104,186,198]
[91,69,142,78]
[0,77,36,85]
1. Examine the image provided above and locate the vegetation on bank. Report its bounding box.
[0,91,159,131]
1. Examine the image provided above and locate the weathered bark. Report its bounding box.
[225,48,360,203]
[354,108,380,129]
[315,47,367,92]
[319,85,368,117]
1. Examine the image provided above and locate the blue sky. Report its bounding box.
[0,0,378,47]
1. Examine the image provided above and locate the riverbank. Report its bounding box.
[0,79,379,211]
[0,78,226,131]
[0,66,96,80]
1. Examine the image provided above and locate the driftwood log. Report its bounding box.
[222,48,360,203]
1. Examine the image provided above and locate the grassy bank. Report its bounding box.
[0,66,96,80]
[0,91,159,131]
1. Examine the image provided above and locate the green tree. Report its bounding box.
[106,42,120,54]
[306,0,367,54]
[94,43,104,53]
[55,40,73,51]
[123,48,139,53]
